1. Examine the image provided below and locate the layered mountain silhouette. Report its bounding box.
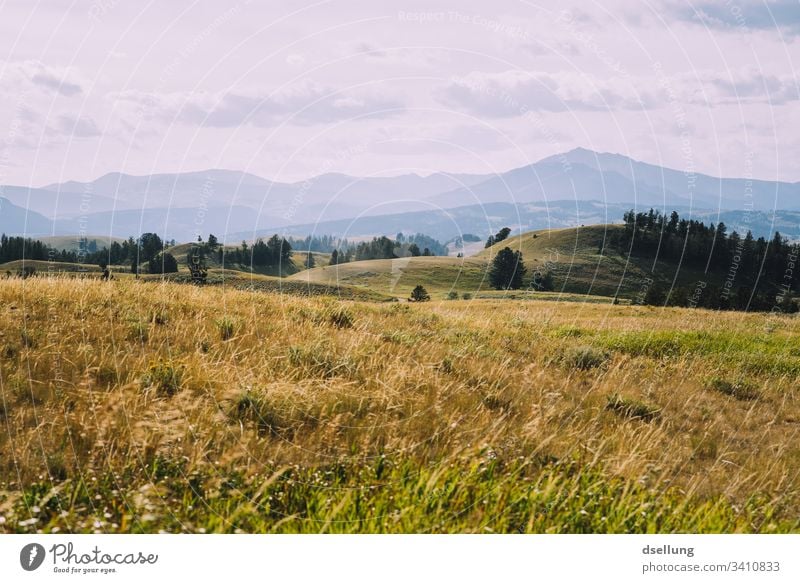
[1,148,797,241]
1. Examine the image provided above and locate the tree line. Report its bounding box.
[615,209,798,312]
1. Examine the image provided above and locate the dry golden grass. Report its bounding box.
[0,276,798,533]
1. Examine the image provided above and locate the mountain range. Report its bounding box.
[1,148,798,244]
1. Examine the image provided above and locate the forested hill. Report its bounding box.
[610,209,798,311]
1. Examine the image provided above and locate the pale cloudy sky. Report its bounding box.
[0,0,798,186]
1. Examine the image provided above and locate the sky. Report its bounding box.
[0,0,798,186]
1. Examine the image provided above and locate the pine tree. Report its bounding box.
[410,284,430,302]
[489,247,526,290]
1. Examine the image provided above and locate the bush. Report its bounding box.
[148,252,179,274]
[606,394,660,422]
[410,285,430,302]
[141,361,184,396]
[563,345,609,370]
[447,291,459,300]
[708,377,760,401]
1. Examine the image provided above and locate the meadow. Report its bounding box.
[0,276,798,533]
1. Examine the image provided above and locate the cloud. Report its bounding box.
[440,70,657,116]
[23,61,82,96]
[31,72,82,96]
[117,82,405,128]
[353,42,388,58]
[674,67,800,105]
[0,60,83,97]
[54,114,101,137]
[673,0,800,35]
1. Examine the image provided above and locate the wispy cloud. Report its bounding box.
[54,114,101,137]
[440,70,657,115]
[116,82,405,128]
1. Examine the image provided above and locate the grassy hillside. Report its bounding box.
[476,225,716,298]
[290,256,490,298]
[292,225,715,300]
[0,224,753,303]
[167,242,330,277]
[0,277,799,533]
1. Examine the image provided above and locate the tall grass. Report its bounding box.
[0,277,798,533]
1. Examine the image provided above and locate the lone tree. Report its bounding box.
[304,252,315,268]
[410,284,430,302]
[207,234,219,250]
[489,247,526,290]
[148,252,179,274]
[330,249,339,265]
[138,232,163,263]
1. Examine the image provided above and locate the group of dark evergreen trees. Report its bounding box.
[286,235,350,253]
[616,209,798,311]
[0,232,180,275]
[220,234,292,268]
[485,227,512,248]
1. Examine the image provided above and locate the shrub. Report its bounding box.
[141,361,184,397]
[447,291,459,300]
[708,377,760,401]
[462,293,472,300]
[606,394,660,422]
[410,285,430,302]
[148,252,179,274]
[563,345,609,370]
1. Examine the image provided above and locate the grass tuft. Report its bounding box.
[563,345,610,370]
[216,317,237,341]
[141,361,184,397]
[708,377,761,401]
[606,394,660,422]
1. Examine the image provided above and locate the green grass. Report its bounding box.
[1,457,790,534]
[707,378,761,401]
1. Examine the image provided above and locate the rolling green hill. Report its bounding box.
[476,225,736,298]
[3,224,731,303]
[291,224,723,301]
[289,255,490,298]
